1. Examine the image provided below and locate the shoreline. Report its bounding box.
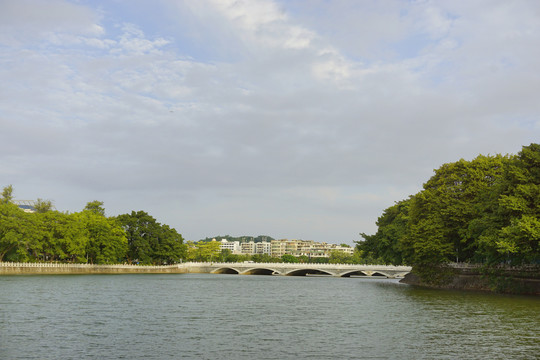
[399,266,540,295]
[0,261,411,277]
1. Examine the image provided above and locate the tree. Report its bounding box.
[482,144,540,264]
[251,253,278,263]
[220,248,232,262]
[186,240,221,262]
[360,144,539,269]
[407,154,509,265]
[84,200,106,216]
[1,185,13,204]
[358,199,410,265]
[30,211,88,262]
[116,211,158,264]
[153,224,186,264]
[281,254,298,263]
[0,201,34,261]
[116,211,186,264]
[329,250,352,264]
[82,208,127,264]
[34,198,53,213]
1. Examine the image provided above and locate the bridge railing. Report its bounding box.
[0,262,175,269]
[1,261,412,271]
[181,261,411,270]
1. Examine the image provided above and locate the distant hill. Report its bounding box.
[198,235,275,243]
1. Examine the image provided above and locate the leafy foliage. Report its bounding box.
[0,191,185,264]
[116,211,186,264]
[358,200,410,265]
[1,185,13,204]
[185,240,221,262]
[357,144,540,268]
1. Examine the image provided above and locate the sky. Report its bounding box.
[1,0,539,245]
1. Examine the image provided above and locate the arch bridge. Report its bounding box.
[179,262,411,278]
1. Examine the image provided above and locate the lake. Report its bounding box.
[1,273,538,359]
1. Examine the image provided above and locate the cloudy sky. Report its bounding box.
[1,0,539,245]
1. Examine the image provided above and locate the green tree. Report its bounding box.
[117,211,186,264]
[480,144,540,264]
[407,154,509,265]
[34,198,53,213]
[1,185,13,204]
[329,250,352,264]
[0,201,35,261]
[358,199,410,265]
[281,254,298,263]
[116,211,158,264]
[84,200,106,216]
[251,253,278,263]
[186,240,221,262]
[82,209,127,264]
[361,144,540,271]
[220,248,232,262]
[152,224,186,264]
[30,211,88,262]
[309,256,329,264]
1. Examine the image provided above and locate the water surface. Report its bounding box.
[1,274,538,359]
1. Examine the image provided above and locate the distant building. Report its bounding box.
[269,239,355,258]
[271,240,287,257]
[219,239,242,254]
[241,241,256,255]
[255,242,271,255]
[13,200,37,213]
[217,237,354,259]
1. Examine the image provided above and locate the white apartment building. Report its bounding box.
[270,239,354,258]
[241,241,256,255]
[219,239,242,254]
[218,238,354,258]
[255,242,271,255]
[331,245,354,255]
[271,240,287,257]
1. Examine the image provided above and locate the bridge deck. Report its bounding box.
[180,262,411,278]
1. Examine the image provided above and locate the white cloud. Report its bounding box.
[0,0,101,44]
[1,0,539,243]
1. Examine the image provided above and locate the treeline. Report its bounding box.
[357,143,539,268]
[0,188,185,264]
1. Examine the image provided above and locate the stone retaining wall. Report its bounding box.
[400,267,540,295]
[0,262,186,275]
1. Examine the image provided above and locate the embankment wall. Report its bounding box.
[0,262,187,275]
[400,265,540,295]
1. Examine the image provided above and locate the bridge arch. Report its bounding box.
[240,268,280,275]
[339,270,390,278]
[285,269,335,277]
[340,270,369,277]
[212,267,240,274]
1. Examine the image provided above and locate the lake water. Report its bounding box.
[1,273,538,359]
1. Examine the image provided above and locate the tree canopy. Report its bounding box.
[357,144,540,267]
[116,211,186,264]
[0,192,186,264]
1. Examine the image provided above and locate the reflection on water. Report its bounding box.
[0,274,538,359]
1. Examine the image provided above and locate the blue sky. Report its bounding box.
[1,0,539,245]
